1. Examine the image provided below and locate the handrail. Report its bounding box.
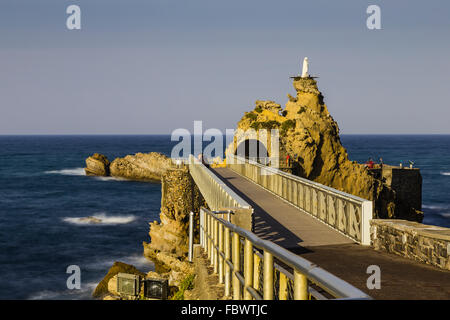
[228,154,368,204]
[226,153,373,245]
[199,207,371,300]
[188,154,251,210]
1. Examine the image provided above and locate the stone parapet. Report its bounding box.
[371,219,450,270]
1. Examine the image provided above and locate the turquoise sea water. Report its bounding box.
[0,135,448,299]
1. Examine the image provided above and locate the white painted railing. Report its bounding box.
[227,154,373,245]
[188,155,251,211]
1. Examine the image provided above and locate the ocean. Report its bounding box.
[0,135,449,299]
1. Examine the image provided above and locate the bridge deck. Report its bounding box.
[211,167,450,300]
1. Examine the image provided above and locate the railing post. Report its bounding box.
[188,211,194,262]
[224,226,231,297]
[253,253,261,292]
[212,218,217,269]
[244,239,254,300]
[279,273,288,300]
[361,201,373,245]
[232,232,241,300]
[200,209,204,248]
[263,250,273,300]
[294,270,308,300]
[218,222,224,283]
[213,218,219,273]
[207,214,212,260]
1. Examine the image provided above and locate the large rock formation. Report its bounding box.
[227,76,422,221]
[110,152,173,181]
[143,167,205,260]
[84,152,173,181]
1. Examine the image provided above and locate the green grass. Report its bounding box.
[171,274,195,300]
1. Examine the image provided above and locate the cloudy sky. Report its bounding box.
[1,0,449,134]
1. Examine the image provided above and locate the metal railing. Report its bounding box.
[199,207,371,300]
[227,154,373,245]
[188,154,251,211]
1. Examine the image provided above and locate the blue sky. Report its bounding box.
[1,0,449,134]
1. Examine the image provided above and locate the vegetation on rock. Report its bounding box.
[171,274,195,300]
[226,76,423,221]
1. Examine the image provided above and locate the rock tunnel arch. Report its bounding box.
[235,139,269,164]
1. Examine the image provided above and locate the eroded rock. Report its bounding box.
[143,168,205,259]
[85,153,110,176]
[227,76,422,221]
[110,152,173,181]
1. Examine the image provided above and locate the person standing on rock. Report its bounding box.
[365,158,375,169]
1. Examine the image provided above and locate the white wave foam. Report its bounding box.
[86,254,154,272]
[440,172,450,176]
[45,168,86,176]
[63,213,137,226]
[423,204,447,210]
[28,282,98,300]
[93,176,127,182]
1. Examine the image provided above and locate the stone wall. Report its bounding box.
[370,165,422,215]
[371,219,450,270]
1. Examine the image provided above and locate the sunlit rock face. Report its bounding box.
[84,152,173,181]
[144,168,205,259]
[227,75,422,221]
[110,152,173,181]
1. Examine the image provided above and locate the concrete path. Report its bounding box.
[211,167,450,300]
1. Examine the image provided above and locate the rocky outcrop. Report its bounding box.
[84,152,173,182]
[110,152,173,181]
[85,153,110,176]
[227,76,422,221]
[139,168,204,299]
[91,157,202,299]
[143,168,205,259]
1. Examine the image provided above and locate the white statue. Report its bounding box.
[301,57,309,78]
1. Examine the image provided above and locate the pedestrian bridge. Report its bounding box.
[187,155,450,300]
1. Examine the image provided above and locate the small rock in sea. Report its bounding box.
[79,216,102,224]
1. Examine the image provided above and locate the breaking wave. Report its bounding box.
[93,176,127,182]
[440,172,450,176]
[422,204,445,210]
[62,213,137,225]
[28,282,98,300]
[45,168,85,176]
[86,254,155,272]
